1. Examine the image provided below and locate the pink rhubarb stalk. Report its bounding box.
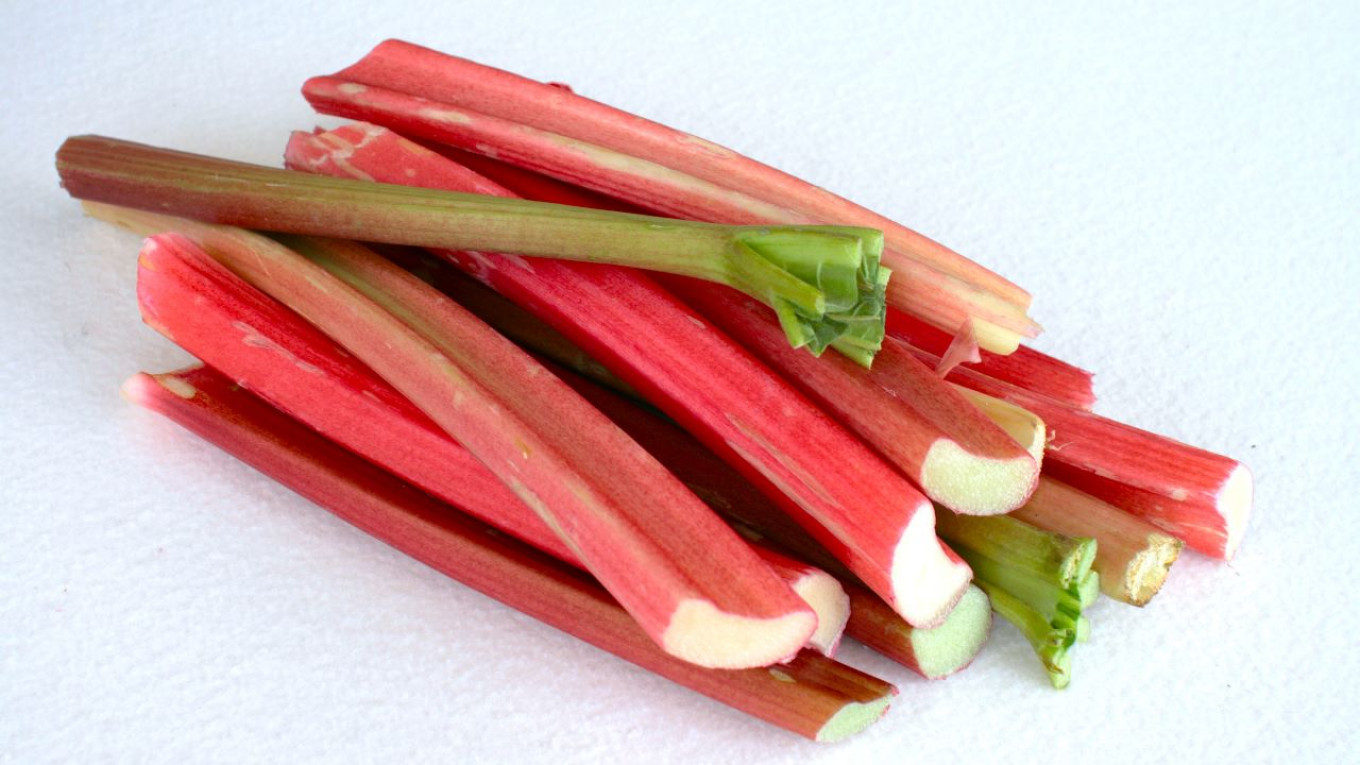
[124,365,895,742]
[1010,478,1183,606]
[118,226,817,669]
[286,123,972,629]
[301,61,1038,353]
[907,346,1252,559]
[126,222,847,654]
[666,277,1043,515]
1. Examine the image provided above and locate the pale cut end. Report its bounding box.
[814,695,894,744]
[1218,464,1254,560]
[120,369,201,405]
[1122,533,1183,606]
[923,387,1046,515]
[920,439,1042,516]
[661,600,818,669]
[910,585,993,679]
[954,387,1047,464]
[970,316,1026,356]
[789,570,851,657]
[889,502,974,628]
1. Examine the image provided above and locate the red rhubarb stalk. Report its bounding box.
[124,365,895,742]
[885,309,1096,410]
[308,40,1038,353]
[300,74,1033,354]
[907,346,1251,559]
[286,123,972,628]
[127,223,847,655]
[665,278,1043,516]
[846,583,992,680]
[118,226,817,668]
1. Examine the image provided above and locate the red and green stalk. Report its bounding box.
[56,135,887,361]
[303,40,1039,354]
[123,221,849,656]
[124,364,896,742]
[284,124,973,629]
[119,225,817,669]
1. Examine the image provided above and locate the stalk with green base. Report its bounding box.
[934,511,1098,689]
[55,134,888,362]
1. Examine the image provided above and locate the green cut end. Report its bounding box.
[815,695,894,744]
[976,579,1078,690]
[1077,570,1101,609]
[909,584,993,679]
[728,226,889,367]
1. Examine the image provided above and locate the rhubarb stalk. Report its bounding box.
[124,365,895,742]
[934,512,1097,688]
[285,123,973,629]
[114,225,817,669]
[1010,478,1183,606]
[885,309,1096,410]
[55,134,888,360]
[665,278,1043,515]
[304,40,1039,353]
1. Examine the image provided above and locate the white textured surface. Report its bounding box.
[4,1,1358,762]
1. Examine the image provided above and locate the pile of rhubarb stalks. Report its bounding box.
[55,40,1253,743]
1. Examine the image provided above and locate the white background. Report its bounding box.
[4,1,1357,762]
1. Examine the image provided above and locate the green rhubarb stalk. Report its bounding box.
[934,512,1095,590]
[56,134,888,361]
[975,580,1075,689]
[934,511,1097,688]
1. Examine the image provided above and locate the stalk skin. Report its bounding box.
[885,308,1095,410]
[123,365,896,743]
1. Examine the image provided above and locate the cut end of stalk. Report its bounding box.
[731,226,889,366]
[1123,534,1183,607]
[910,585,993,680]
[1218,464,1254,560]
[954,387,1047,466]
[890,503,974,628]
[920,439,1041,516]
[790,571,851,657]
[814,694,894,744]
[661,599,818,670]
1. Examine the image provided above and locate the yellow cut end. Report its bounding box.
[1123,533,1183,606]
[660,600,818,670]
[789,571,850,656]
